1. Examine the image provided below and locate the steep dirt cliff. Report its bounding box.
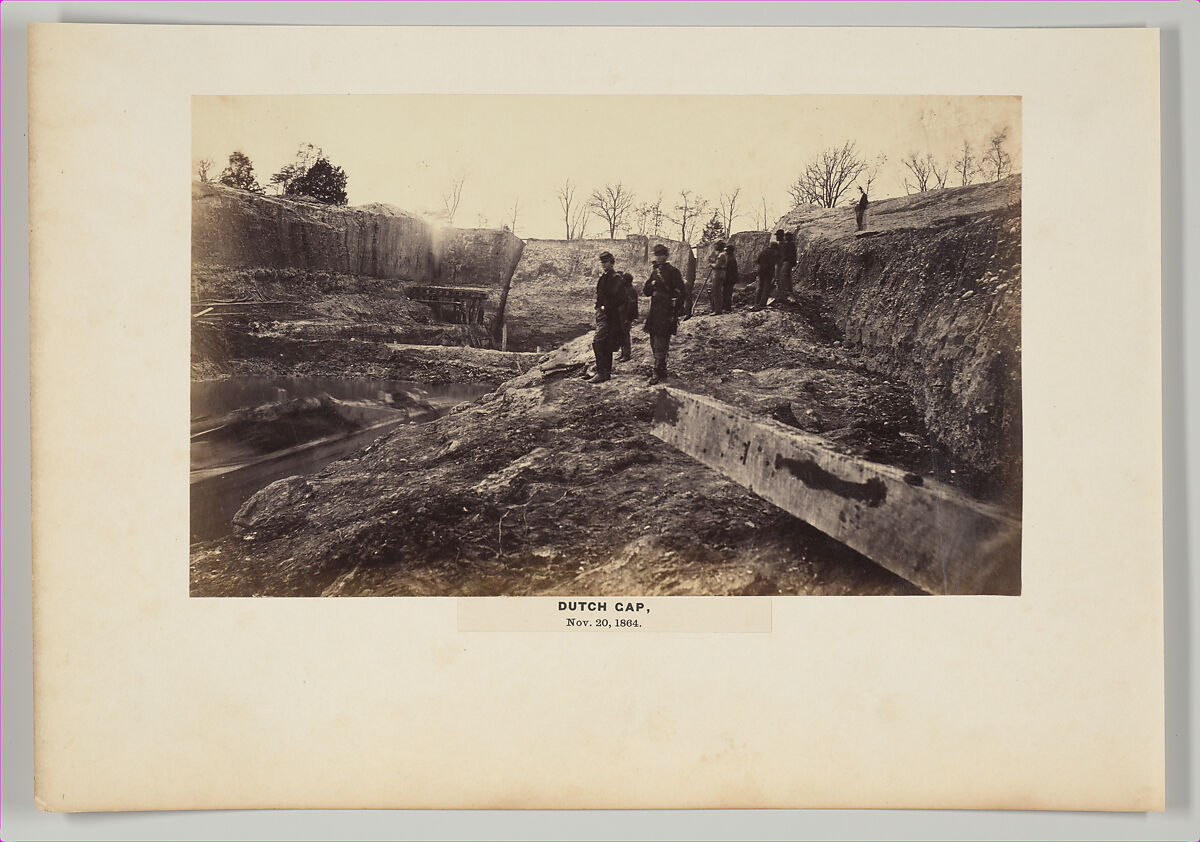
[191,184,529,376]
[777,176,1022,499]
[193,182,525,291]
[505,235,693,351]
[192,182,436,280]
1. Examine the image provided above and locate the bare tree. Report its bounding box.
[954,139,977,187]
[930,157,950,189]
[671,189,709,245]
[718,188,741,237]
[557,179,583,240]
[863,154,887,196]
[441,174,466,224]
[572,203,590,240]
[901,152,933,193]
[788,140,867,209]
[753,195,773,230]
[632,203,650,236]
[507,197,520,236]
[588,182,635,238]
[196,158,213,183]
[982,129,1013,181]
[633,194,667,238]
[649,192,664,237]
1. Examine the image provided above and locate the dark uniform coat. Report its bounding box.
[756,243,779,277]
[619,277,639,324]
[642,262,686,336]
[594,267,625,352]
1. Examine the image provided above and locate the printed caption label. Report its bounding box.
[457,597,772,633]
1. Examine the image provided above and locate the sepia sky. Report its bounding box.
[193,95,1021,240]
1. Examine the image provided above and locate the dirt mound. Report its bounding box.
[208,395,360,453]
[191,307,943,598]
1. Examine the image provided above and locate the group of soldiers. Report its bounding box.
[585,228,802,387]
[711,228,799,313]
[584,190,871,387]
[588,243,685,386]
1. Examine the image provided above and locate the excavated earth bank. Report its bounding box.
[191,179,1020,597]
[780,175,1021,500]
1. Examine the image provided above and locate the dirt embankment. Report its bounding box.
[193,182,436,279]
[778,176,1022,500]
[192,184,530,382]
[504,235,693,351]
[430,226,526,326]
[193,182,524,293]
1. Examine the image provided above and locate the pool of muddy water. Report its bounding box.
[191,377,490,542]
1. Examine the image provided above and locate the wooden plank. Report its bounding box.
[650,387,1020,595]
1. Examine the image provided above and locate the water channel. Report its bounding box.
[191,377,490,542]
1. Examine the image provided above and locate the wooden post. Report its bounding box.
[650,388,1020,595]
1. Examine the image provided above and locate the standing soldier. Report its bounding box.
[709,241,730,315]
[643,244,686,385]
[774,231,797,304]
[616,271,638,362]
[754,239,779,310]
[587,251,624,384]
[855,186,869,231]
[723,244,739,312]
[770,230,787,305]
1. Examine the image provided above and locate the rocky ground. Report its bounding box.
[191,303,941,598]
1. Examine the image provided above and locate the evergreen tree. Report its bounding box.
[218,150,263,193]
[286,157,349,206]
[699,212,726,245]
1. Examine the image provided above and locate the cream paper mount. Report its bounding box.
[30,24,1162,810]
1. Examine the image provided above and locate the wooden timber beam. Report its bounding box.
[650,387,1020,595]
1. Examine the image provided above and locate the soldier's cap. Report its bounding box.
[652,244,670,256]
[775,229,786,237]
[622,272,634,282]
[598,251,615,263]
[714,240,726,251]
